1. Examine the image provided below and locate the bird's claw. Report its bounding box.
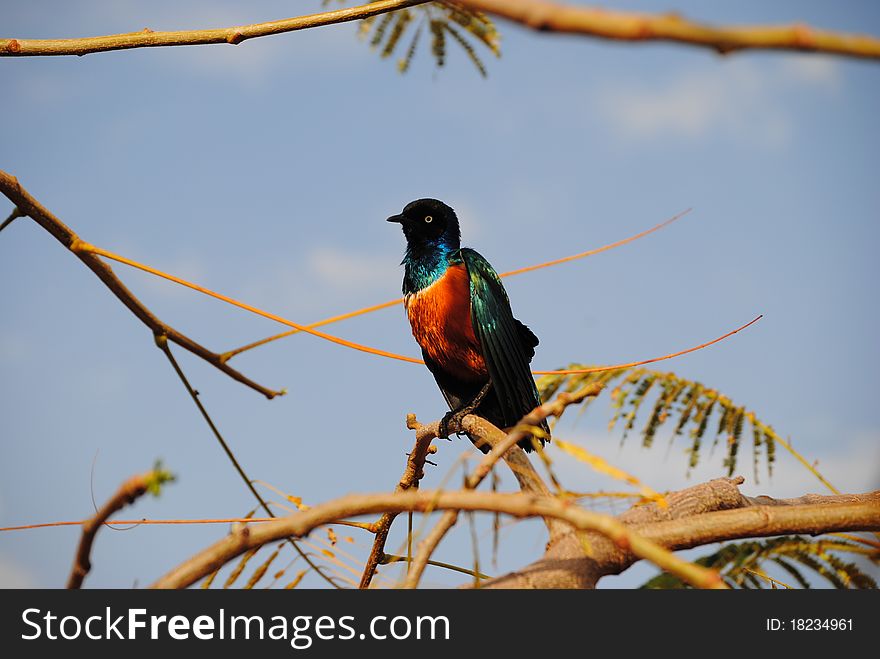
[437,411,453,439]
[438,409,465,439]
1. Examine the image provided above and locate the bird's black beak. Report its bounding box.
[386,214,404,223]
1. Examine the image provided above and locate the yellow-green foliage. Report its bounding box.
[538,367,782,480]
[641,536,878,589]
[329,1,500,75]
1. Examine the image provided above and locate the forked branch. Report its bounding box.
[0,171,282,399]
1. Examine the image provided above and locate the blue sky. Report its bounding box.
[1,1,878,589]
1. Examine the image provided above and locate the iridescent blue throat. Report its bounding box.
[401,235,460,295]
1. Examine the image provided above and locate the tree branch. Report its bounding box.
[358,421,437,589]
[0,0,430,57]
[404,381,604,588]
[151,488,727,589]
[0,170,282,399]
[68,467,173,589]
[480,477,880,588]
[457,0,880,60]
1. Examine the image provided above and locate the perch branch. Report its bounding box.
[0,0,429,57]
[0,171,282,399]
[404,381,604,588]
[68,467,172,589]
[457,0,880,60]
[153,334,339,589]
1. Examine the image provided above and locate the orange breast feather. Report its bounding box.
[406,264,487,380]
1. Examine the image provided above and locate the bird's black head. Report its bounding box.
[387,198,461,250]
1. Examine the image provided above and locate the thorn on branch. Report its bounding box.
[0,207,23,233]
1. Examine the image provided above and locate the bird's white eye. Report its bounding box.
[424,215,433,223]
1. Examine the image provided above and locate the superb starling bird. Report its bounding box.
[388,198,549,452]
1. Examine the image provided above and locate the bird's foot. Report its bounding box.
[438,409,468,439]
[437,405,476,439]
[437,383,492,439]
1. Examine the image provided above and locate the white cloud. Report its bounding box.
[781,55,840,85]
[596,58,839,146]
[307,245,399,293]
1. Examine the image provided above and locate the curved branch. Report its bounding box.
[458,0,880,60]
[68,468,173,589]
[0,171,282,399]
[151,488,725,590]
[1,0,429,57]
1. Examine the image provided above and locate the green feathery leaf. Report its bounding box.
[640,536,877,589]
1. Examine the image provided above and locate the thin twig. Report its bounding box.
[458,0,880,60]
[154,335,339,590]
[358,423,437,588]
[1,0,430,57]
[68,467,173,589]
[381,554,490,580]
[0,207,22,233]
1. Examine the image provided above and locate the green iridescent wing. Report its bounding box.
[458,248,546,436]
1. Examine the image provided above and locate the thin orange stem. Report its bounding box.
[220,298,402,362]
[532,315,763,375]
[501,208,691,278]
[73,241,757,376]
[1,517,279,531]
[223,209,691,360]
[75,241,424,365]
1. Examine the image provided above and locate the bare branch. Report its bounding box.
[1,0,430,57]
[151,488,728,590]
[457,0,880,60]
[404,381,604,588]
[0,170,282,399]
[358,421,437,589]
[152,334,340,589]
[68,467,173,589]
